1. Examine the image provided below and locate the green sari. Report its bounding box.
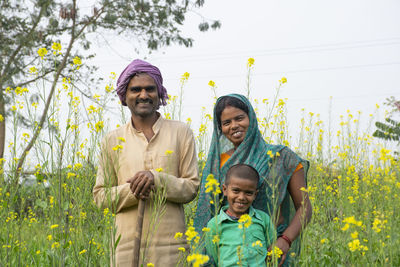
[194,94,309,266]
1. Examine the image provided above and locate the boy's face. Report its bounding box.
[222,175,258,218]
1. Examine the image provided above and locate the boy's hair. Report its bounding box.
[225,164,259,186]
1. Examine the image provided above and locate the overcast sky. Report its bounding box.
[91,0,400,138]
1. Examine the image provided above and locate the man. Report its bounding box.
[93,59,199,266]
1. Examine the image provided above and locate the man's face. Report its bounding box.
[125,73,160,118]
[222,176,258,218]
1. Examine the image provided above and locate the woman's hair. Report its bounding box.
[215,96,249,130]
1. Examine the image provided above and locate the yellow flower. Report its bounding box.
[299,187,308,192]
[187,253,209,267]
[342,216,363,227]
[52,242,60,249]
[15,86,29,95]
[252,240,263,247]
[202,227,210,232]
[278,98,286,106]
[165,150,173,155]
[79,249,87,255]
[211,234,220,244]
[118,137,126,142]
[341,223,349,231]
[205,174,221,195]
[320,238,327,244]
[112,145,123,151]
[67,172,76,179]
[181,72,190,81]
[208,80,216,87]
[36,250,40,254]
[247,57,255,67]
[156,168,163,172]
[51,42,62,51]
[174,232,183,240]
[147,264,154,267]
[0,115,4,122]
[103,208,109,217]
[280,77,287,84]
[372,218,383,233]
[50,224,59,229]
[73,56,82,65]
[185,226,198,241]
[178,247,186,252]
[95,121,104,132]
[348,239,360,252]
[351,231,358,239]
[267,246,283,258]
[238,214,252,229]
[29,66,38,73]
[37,48,48,59]
[47,235,52,241]
[73,163,83,171]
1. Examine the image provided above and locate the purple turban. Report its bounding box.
[116,59,168,106]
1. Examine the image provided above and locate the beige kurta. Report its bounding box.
[93,116,199,267]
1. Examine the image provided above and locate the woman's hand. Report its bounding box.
[266,237,290,267]
[273,167,312,266]
[275,236,290,266]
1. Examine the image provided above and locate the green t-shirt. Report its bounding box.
[205,206,276,267]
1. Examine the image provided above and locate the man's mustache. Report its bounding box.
[136,99,153,104]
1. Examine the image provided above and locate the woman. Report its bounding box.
[194,94,312,266]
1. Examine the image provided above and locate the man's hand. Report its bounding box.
[126,171,155,200]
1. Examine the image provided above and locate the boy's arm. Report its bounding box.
[205,220,219,266]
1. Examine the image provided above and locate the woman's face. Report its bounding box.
[220,106,250,148]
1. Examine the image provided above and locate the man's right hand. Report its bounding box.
[126,171,155,200]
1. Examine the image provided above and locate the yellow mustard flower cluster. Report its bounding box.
[238,214,252,229]
[252,240,263,247]
[247,57,255,67]
[180,72,190,82]
[185,226,199,243]
[267,245,283,258]
[187,253,209,267]
[348,238,368,253]
[37,48,48,59]
[51,42,62,55]
[341,216,363,231]
[205,174,221,196]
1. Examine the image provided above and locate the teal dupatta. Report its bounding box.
[194,94,309,266]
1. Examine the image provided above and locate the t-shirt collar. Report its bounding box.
[218,205,259,223]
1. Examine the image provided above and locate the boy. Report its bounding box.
[205,164,276,266]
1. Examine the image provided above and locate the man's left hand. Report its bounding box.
[126,171,155,200]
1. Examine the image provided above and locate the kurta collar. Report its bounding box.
[128,112,164,135]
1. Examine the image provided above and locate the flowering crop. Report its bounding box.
[1,54,399,266]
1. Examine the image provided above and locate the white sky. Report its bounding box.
[91,0,400,139]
